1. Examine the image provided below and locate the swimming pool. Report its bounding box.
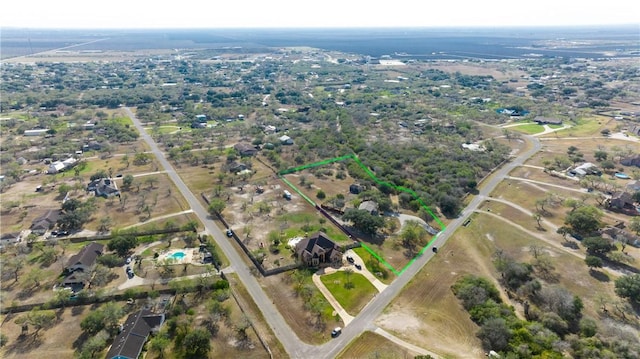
[170,251,186,259]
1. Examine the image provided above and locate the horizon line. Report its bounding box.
[2,23,639,31]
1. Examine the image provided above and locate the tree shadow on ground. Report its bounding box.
[4,333,44,356]
[561,240,579,250]
[589,269,610,282]
[344,225,385,246]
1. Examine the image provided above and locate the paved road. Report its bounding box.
[123,107,317,358]
[126,104,544,359]
[319,135,543,359]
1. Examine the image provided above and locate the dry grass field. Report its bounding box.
[337,331,418,359]
[378,210,638,359]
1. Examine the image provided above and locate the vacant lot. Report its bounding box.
[337,331,417,359]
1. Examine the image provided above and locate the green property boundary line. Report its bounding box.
[278,153,447,276]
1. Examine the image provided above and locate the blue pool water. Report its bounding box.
[170,251,186,259]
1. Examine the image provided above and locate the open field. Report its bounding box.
[336,331,417,359]
[378,211,639,358]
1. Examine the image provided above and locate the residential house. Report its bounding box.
[608,191,635,210]
[0,232,22,249]
[30,209,60,235]
[279,135,294,145]
[87,178,120,197]
[62,242,104,289]
[195,114,207,123]
[568,162,601,177]
[621,155,640,168]
[234,143,258,157]
[349,183,363,194]
[627,180,640,192]
[295,232,343,267]
[105,309,165,359]
[65,242,104,272]
[534,116,563,125]
[358,200,379,215]
[47,157,78,174]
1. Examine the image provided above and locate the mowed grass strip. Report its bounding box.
[321,271,377,314]
[337,331,414,359]
[511,123,545,134]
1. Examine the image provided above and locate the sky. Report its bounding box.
[1,0,639,29]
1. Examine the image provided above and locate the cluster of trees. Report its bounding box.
[452,274,639,357]
[57,198,97,232]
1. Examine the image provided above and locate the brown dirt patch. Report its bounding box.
[260,272,342,345]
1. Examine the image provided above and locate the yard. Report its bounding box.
[320,271,377,315]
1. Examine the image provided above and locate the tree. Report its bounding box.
[584,255,603,272]
[79,331,108,359]
[2,254,26,282]
[26,267,45,288]
[122,174,134,190]
[97,216,113,233]
[614,274,640,302]
[148,333,170,359]
[629,217,640,236]
[16,308,56,337]
[564,205,602,235]
[342,208,385,235]
[532,212,543,229]
[477,317,511,352]
[582,237,613,255]
[344,268,355,289]
[207,198,226,217]
[594,150,608,161]
[182,328,211,358]
[400,220,428,256]
[107,235,137,257]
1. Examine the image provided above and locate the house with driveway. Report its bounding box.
[295,231,343,267]
[30,209,61,235]
[62,242,104,290]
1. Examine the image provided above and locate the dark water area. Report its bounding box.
[2,26,638,60]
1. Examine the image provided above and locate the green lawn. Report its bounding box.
[544,117,605,137]
[321,271,377,314]
[511,123,544,134]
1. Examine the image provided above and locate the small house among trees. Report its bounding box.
[234,143,258,157]
[295,232,343,267]
[534,116,563,125]
[62,242,104,290]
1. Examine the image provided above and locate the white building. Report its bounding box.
[24,129,49,136]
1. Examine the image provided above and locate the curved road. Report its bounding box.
[125,105,543,359]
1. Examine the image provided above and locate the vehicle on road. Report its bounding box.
[126,257,132,264]
[226,229,234,237]
[346,256,354,263]
[354,264,362,270]
[331,327,342,337]
[432,247,438,253]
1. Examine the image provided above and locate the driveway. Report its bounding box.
[311,250,388,326]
